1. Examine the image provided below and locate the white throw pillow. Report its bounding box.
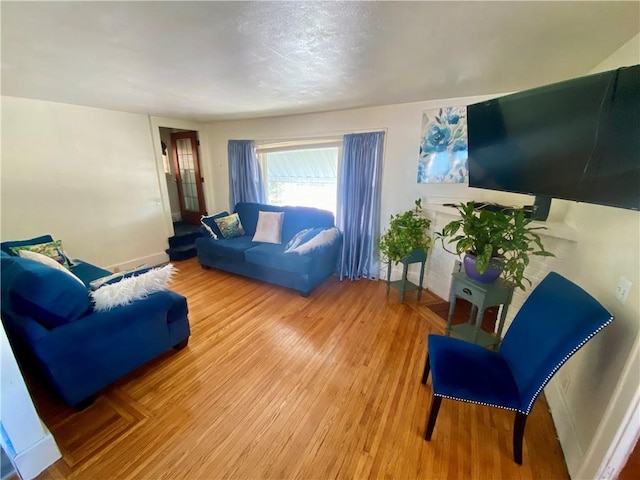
[18,249,85,286]
[289,227,340,254]
[90,264,176,311]
[252,211,284,244]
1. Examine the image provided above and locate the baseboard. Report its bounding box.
[545,376,584,477]
[106,251,170,273]
[12,432,60,480]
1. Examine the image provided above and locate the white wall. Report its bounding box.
[552,34,640,478]
[1,97,170,270]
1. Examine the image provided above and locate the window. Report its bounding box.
[258,139,341,216]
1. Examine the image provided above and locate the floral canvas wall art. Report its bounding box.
[417,106,468,183]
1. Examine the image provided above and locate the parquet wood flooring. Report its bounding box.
[33,258,569,479]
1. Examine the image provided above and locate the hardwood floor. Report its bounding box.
[34,259,569,479]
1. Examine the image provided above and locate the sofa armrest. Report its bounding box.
[33,290,187,356]
[28,289,189,406]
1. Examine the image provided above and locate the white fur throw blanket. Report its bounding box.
[91,264,176,311]
[289,227,340,254]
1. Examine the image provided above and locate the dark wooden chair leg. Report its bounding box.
[173,338,189,350]
[424,395,442,440]
[513,412,528,465]
[421,353,430,385]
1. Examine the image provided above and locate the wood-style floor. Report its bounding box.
[33,259,569,479]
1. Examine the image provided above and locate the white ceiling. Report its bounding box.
[1,1,638,122]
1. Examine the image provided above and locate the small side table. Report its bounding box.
[446,272,515,349]
[386,249,427,303]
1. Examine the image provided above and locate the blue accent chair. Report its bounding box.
[421,272,613,464]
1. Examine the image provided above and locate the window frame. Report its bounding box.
[256,138,343,213]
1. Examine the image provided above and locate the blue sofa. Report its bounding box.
[195,203,343,296]
[1,235,191,408]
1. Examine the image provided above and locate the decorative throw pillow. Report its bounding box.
[17,249,84,286]
[284,228,315,253]
[88,266,154,290]
[288,227,340,254]
[252,211,284,244]
[200,211,229,239]
[214,213,245,239]
[90,264,176,312]
[11,240,71,268]
[1,234,54,256]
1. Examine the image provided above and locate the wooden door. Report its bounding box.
[171,131,206,225]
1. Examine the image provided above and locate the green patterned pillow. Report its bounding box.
[214,213,245,239]
[11,240,71,269]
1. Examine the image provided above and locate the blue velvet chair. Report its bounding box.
[421,272,613,464]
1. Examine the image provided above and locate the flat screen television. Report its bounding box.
[467,65,640,219]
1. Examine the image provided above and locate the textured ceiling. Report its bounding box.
[1,1,638,122]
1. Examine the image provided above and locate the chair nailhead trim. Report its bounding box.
[523,316,614,414]
[432,316,614,415]
[434,393,525,414]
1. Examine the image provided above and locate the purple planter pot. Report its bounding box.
[463,253,503,283]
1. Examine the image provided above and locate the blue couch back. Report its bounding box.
[234,203,336,243]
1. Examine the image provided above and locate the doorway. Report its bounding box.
[159,128,207,226]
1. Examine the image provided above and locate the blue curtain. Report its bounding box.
[337,131,385,281]
[228,140,266,208]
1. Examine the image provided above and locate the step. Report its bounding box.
[168,230,202,248]
[166,244,197,261]
[173,222,201,237]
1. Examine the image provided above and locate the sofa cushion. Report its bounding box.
[70,260,113,286]
[215,213,245,239]
[201,211,229,238]
[195,235,256,262]
[252,211,284,244]
[1,234,54,256]
[18,249,84,285]
[3,256,90,329]
[244,243,314,275]
[234,203,335,242]
[235,203,283,236]
[281,206,335,243]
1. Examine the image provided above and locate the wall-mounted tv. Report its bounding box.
[467,65,639,219]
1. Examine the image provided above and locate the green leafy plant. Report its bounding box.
[379,199,432,264]
[436,201,554,290]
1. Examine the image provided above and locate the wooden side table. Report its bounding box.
[386,249,427,303]
[446,272,515,349]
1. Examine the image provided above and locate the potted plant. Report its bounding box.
[379,199,432,264]
[436,201,553,290]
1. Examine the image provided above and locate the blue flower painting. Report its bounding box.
[417,106,468,183]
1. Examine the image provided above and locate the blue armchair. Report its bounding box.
[421,272,613,464]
